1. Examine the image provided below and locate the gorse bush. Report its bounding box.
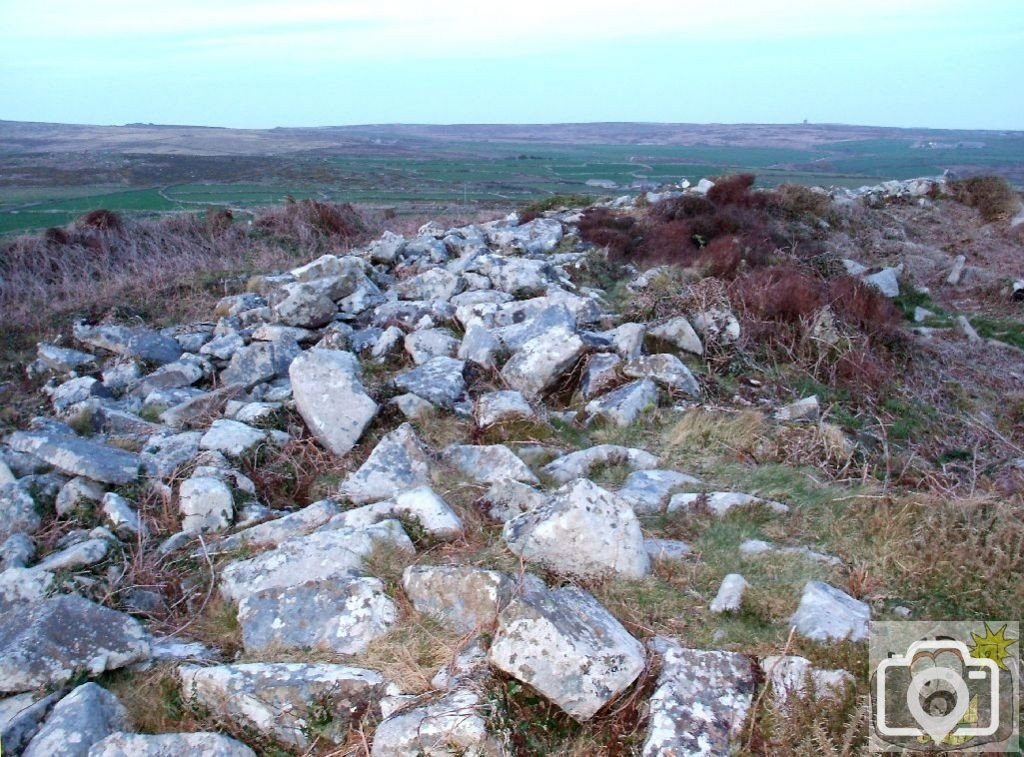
[949,175,1020,222]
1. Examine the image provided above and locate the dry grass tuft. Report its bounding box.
[356,614,466,694]
[949,175,1021,222]
[668,408,767,457]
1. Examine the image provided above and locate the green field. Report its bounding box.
[2,134,1022,235]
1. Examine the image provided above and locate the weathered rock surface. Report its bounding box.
[489,583,646,721]
[88,731,257,756]
[179,475,235,534]
[503,479,650,579]
[442,444,539,485]
[219,520,414,604]
[642,639,755,756]
[500,325,585,400]
[585,378,659,426]
[762,654,854,708]
[667,491,789,516]
[340,424,432,504]
[0,691,63,754]
[332,486,463,540]
[617,469,700,514]
[402,565,515,633]
[199,419,268,459]
[371,689,498,756]
[179,663,391,749]
[238,576,397,655]
[709,573,749,614]
[393,356,466,408]
[8,431,140,485]
[0,596,150,694]
[289,349,378,456]
[542,444,659,484]
[790,581,870,642]
[23,682,128,757]
[0,483,42,541]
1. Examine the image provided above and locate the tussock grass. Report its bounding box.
[355,614,466,695]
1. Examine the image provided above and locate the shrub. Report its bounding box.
[827,276,903,341]
[648,193,716,222]
[762,183,834,220]
[949,175,1020,222]
[577,207,638,257]
[732,265,825,322]
[78,208,123,232]
[635,220,698,265]
[519,194,593,222]
[706,172,756,206]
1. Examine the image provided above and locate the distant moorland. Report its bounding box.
[2,119,1022,234]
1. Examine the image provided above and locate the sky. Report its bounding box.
[1,0,1021,130]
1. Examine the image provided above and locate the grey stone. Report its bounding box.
[219,520,414,604]
[761,654,854,708]
[500,325,585,401]
[232,401,282,425]
[541,444,659,485]
[479,479,547,522]
[396,268,465,301]
[36,538,110,572]
[370,325,405,361]
[221,338,300,388]
[273,281,338,327]
[603,322,647,359]
[371,688,498,757]
[390,393,435,420]
[402,565,515,633]
[140,431,202,478]
[238,576,397,655]
[0,595,150,694]
[863,265,902,298]
[642,639,755,756]
[667,491,789,516]
[37,344,98,374]
[199,332,245,360]
[617,469,700,514]
[585,379,659,426]
[332,486,463,540]
[774,395,820,422]
[1,533,36,571]
[709,574,749,614]
[23,682,128,757]
[8,431,140,485]
[404,329,460,365]
[393,357,466,409]
[158,384,246,430]
[475,390,535,427]
[580,353,622,399]
[489,583,645,721]
[623,354,700,397]
[218,500,340,551]
[340,424,432,505]
[644,538,692,562]
[0,567,55,612]
[133,359,206,398]
[88,732,256,756]
[0,483,42,540]
[368,230,407,263]
[290,349,378,457]
[441,444,539,486]
[503,479,650,579]
[790,581,870,642]
[199,419,268,459]
[73,323,182,365]
[492,304,576,351]
[179,663,391,749]
[49,377,107,415]
[0,691,62,755]
[457,320,501,368]
[179,476,234,533]
[647,317,703,356]
[690,308,741,346]
[486,217,564,255]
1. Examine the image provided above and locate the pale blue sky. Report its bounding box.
[1,0,1021,129]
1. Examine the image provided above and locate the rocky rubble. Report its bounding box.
[0,191,898,754]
